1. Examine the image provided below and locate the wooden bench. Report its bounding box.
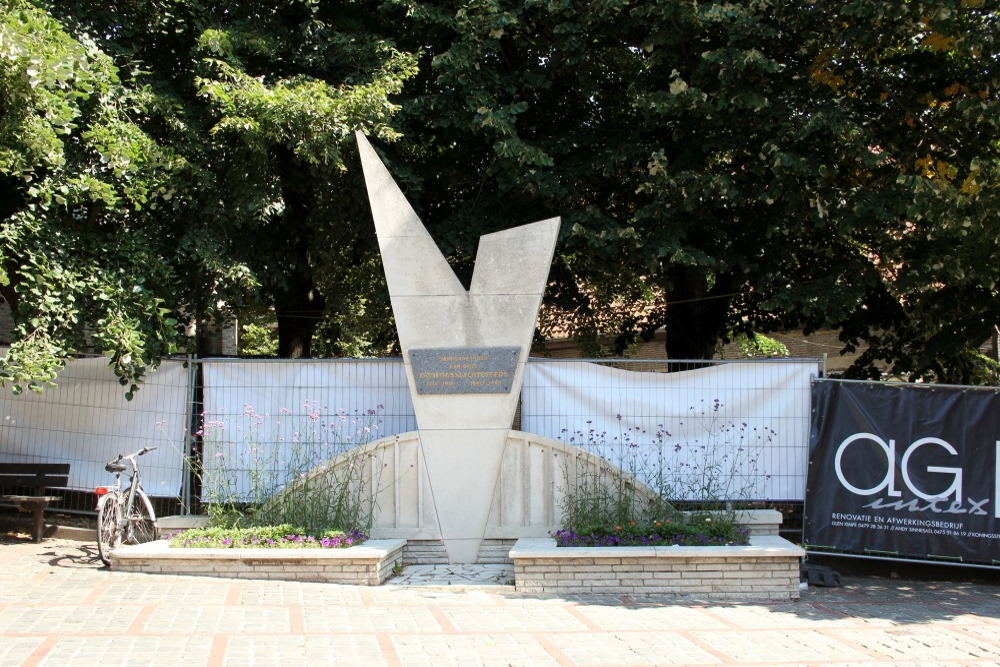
[0,463,71,542]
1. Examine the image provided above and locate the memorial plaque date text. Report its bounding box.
[409,347,520,395]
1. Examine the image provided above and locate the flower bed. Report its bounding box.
[113,516,400,585]
[109,537,405,585]
[509,535,804,600]
[169,525,366,549]
[551,520,750,548]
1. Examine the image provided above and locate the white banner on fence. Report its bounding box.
[0,354,190,496]
[521,360,817,501]
[201,360,416,500]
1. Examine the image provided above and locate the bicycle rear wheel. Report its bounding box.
[124,487,158,544]
[96,493,122,565]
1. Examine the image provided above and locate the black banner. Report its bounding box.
[805,380,1000,566]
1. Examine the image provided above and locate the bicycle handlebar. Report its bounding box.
[106,446,157,467]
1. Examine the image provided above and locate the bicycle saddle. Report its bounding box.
[105,462,128,473]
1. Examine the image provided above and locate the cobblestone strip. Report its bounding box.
[426,605,460,633]
[815,626,897,662]
[206,634,229,667]
[376,633,403,667]
[675,628,739,664]
[18,636,58,667]
[532,632,576,666]
[224,582,243,606]
[125,604,157,636]
[561,605,603,632]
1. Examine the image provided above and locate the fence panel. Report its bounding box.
[0,353,191,511]
[199,358,416,501]
[521,358,819,501]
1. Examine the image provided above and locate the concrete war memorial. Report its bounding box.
[103,134,999,596]
[104,133,805,600]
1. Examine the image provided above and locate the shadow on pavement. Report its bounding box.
[43,541,102,569]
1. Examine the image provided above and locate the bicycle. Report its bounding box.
[95,446,159,565]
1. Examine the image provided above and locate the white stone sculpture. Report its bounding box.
[357,132,560,562]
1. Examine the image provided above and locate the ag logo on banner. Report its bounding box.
[805,380,1000,566]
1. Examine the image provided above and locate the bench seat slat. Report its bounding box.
[0,474,69,489]
[0,474,70,488]
[0,463,71,474]
[0,494,64,503]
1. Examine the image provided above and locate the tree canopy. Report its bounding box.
[376,0,999,382]
[1,0,997,393]
[0,0,208,396]
[1,0,415,394]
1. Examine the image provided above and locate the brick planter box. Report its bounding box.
[509,535,804,600]
[109,538,405,585]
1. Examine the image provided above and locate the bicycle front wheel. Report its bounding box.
[124,487,158,544]
[96,493,122,566]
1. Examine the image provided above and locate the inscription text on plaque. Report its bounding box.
[410,346,520,395]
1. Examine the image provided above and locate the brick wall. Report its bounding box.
[510,536,803,600]
[536,327,862,373]
[111,539,405,585]
[514,556,800,600]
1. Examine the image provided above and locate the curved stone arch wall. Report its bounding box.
[280,430,662,549]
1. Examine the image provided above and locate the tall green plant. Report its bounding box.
[558,423,678,533]
[199,402,386,534]
[557,401,773,531]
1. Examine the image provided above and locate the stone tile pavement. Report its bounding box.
[2,536,1000,666]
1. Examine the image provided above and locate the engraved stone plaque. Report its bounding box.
[410,346,521,394]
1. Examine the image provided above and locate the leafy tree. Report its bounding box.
[1,0,415,398]
[6,0,995,391]
[49,0,416,359]
[793,0,1000,383]
[0,0,226,396]
[187,5,416,356]
[375,0,997,381]
[374,0,655,352]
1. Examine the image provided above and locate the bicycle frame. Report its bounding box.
[95,454,139,504]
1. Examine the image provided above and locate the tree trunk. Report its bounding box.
[272,146,325,359]
[276,299,324,358]
[275,259,325,359]
[0,283,17,315]
[663,266,735,369]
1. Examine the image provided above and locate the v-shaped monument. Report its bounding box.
[357,132,560,563]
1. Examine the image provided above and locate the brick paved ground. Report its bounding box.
[2,536,1000,666]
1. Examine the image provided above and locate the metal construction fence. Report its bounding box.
[0,354,194,515]
[522,358,819,502]
[0,355,823,515]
